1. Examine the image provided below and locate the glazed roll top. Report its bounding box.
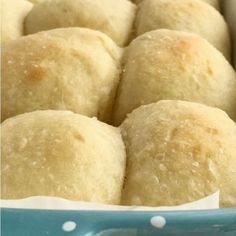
[121,100,236,207]
[25,0,137,46]
[113,29,236,125]
[1,0,33,44]
[134,0,230,59]
[2,28,123,123]
[1,110,126,204]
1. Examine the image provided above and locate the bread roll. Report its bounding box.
[113,30,236,125]
[1,0,33,44]
[2,28,122,122]
[132,0,220,10]
[28,0,45,3]
[1,110,126,204]
[25,0,136,46]
[203,0,220,9]
[121,100,236,207]
[223,0,236,68]
[134,0,230,59]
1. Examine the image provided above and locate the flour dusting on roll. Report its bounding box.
[2,28,122,123]
[2,110,126,204]
[121,100,236,207]
[113,29,236,125]
[25,0,137,46]
[135,0,230,59]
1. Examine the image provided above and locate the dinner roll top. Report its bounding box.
[135,0,230,59]
[1,0,33,44]
[2,28,123,122]
[1,110,126,204]
[132,0,220,10]
[113,29,236,125]
[28,0,45,3]
[121,100,236,207]
[203,0,220,9]
[25,0,137,46]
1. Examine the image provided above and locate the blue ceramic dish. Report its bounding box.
[2,208,236,236]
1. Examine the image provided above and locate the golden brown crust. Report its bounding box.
[25,0,137,46]
[113,29,236,125]
[134,0,230,59]
[2,28,123,123]
[121,100,236,207]
[2,110,126,204]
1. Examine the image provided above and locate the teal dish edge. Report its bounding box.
[1,208,236,236]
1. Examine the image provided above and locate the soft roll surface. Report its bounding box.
[2,28,122,123]
[2,110,126,204]
[113,29,236,125]
[121,100,236,207]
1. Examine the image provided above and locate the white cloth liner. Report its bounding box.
[1,191,219,211]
